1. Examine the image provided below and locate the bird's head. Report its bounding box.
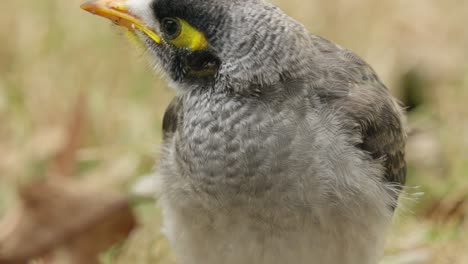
[81,0,313,93]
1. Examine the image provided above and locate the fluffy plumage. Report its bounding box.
[120,0,406,263]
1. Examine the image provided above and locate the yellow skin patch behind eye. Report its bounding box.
[170,18,208,51]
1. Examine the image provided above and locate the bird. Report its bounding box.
[81,0,407,263]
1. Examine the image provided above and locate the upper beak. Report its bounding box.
[80,0,161,44]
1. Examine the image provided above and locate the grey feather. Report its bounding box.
[124,0,408,263]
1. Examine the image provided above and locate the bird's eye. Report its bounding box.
[162,18,181,40]
[159,17,208,51]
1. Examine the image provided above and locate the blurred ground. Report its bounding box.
[0,0,467,263]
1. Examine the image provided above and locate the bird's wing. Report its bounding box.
[343,82,407,190]
[162,96,184,140]
[313,47,407,204]
[346,83,407,209]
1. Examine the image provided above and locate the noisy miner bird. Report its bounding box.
[81,0,406,263]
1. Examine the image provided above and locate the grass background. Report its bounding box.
[1,0,467,263]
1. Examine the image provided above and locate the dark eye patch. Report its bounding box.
[186,50,220,72]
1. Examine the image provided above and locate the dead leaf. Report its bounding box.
[49,90,88,178]
[425,186,468,225]
[0,180,136,264]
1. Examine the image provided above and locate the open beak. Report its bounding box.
[80,0,161,44]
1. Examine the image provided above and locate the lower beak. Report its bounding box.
[80,0,161,44]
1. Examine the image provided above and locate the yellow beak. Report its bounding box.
[80,0,161,44]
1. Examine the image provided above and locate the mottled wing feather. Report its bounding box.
[313,47,407,205]
[357,111,407,188]
[343,80,407,204]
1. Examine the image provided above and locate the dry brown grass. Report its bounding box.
[1,0,467,263]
